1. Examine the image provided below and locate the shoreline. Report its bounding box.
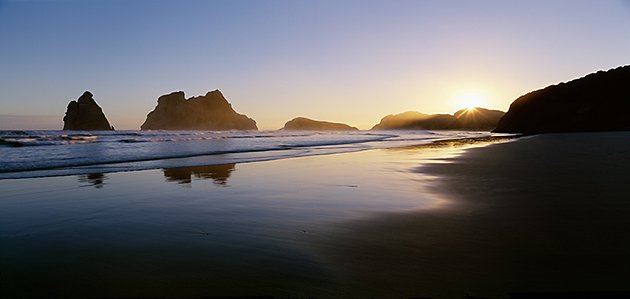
[0,132,514,180]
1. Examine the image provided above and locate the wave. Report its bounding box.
[0,138,25,147]
[0,130,496,179]
[0,135,97,147]
[0,130,337,147]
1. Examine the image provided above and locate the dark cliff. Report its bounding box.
[372,108,504,130]
[494,65,630,134]
[63,91,114,131]
[141,90,257,130]
[282,117,358,131]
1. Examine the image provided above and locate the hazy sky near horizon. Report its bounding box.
[1,0,629,130]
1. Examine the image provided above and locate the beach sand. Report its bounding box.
[310,132,630,298]
[1,133,630,298]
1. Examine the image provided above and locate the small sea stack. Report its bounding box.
[62,91,114,131]
[282,117,359,131]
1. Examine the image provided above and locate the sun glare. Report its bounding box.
[454,91,486,110]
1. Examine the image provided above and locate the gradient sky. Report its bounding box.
[1,0,629,130]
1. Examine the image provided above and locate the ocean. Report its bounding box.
[0,130,493,179]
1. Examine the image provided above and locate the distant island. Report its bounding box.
[282,117,359,131]
[494,65,630,134]
[372,107,505,130]
[63,91,114,131]
[141,90,257,130]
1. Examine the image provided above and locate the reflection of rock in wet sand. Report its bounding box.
[163,164,235,186]
[78,173,107,188]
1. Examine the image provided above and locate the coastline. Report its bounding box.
[2,132,630,297]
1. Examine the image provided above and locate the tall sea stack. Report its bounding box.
[63,91,114,131]
[141,90,257,130]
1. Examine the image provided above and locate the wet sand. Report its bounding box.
[1,133,630,298]
[311,132,630,298]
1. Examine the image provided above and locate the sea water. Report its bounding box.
[0,130,491,179]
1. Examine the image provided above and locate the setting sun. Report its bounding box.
[454,91,487,110]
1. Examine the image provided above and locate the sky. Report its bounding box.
[0,0,629,130]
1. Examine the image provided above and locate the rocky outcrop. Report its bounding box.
[454,108,506,129]
[371,112,457,130]
[141,90,257,130]
[372,108,504,130]
[63,91,114,131]
[494,65,630,134]
[282,117,359,131]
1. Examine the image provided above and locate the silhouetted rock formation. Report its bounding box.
[63,91,114,131]
[282,117,359,131]
[494,65,630,134]
[372,108,504,130]
[163,164,235,186]
[141,90,257,130]
[454,108,506,129]
[371,112,457,130]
